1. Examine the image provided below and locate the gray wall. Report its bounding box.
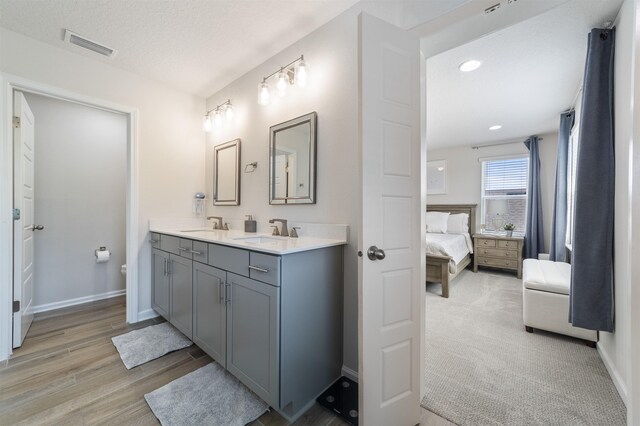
[203,2,404,374]
[1,27,205,319]
[24,93,127,307]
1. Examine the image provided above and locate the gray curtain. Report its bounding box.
[569,28,615,332]
[549,111,575,262]
[524,136,544,259]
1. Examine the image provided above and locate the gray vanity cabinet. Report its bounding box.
[169,254,193,339]
[225,273,280,407]
[192,262,226,365]
[151,231,343,422]
[151,248,170,318]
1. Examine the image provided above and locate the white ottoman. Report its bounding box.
[522,259,598,345]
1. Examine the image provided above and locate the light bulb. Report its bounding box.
[214,110,223,127]
[203,115,212,132]
[277,69,288,97]
[258,81,270,106]
[225,104,234,121]
[296,58,308,88]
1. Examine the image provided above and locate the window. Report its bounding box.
[566,127,579,245]
[481,156,529,233]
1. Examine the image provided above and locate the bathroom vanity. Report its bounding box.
[149,228,345,422]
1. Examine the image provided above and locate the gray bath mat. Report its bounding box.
[111,322,192,369]
[144,362,269,426]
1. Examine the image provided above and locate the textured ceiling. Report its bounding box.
[0,0,357,97]
[426,0,623,150]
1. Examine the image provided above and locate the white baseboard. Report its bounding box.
[137,309,159,322]
[31,289,125,314]
[598,343,628,406]
[341,365,359,382]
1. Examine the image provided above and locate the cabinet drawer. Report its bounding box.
[160,235,180,255]
[477,248,518,259]
[191,241,208,264]
[477,256,518,269]
[498,240,520,250]
[249,253,281,287]
[477,238,496,248]
[150,232,161,249]
[209,244,249,277]
[177,238,193,259]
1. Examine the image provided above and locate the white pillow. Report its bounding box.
[447,213,469,234]
[426,212,450,233]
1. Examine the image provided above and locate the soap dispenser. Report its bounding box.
[244,215,257,233]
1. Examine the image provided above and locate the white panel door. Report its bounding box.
[358,13,422,426]
[13,91,36,348]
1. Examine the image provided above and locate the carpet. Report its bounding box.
[144,362,269,426]
[423,270,626,426]
[111,322,192,369]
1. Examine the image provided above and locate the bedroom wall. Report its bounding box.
[426,132,558,252]
[598,0,635,407]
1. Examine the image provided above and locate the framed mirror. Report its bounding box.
[269,112,317,205]
[213,139,241,205]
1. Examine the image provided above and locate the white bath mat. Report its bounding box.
[144,362,269,426]
[111,322,192,369]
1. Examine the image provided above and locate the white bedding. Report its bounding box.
[425,233,473,265]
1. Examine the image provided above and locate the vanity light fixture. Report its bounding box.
[489,124,502,130]
[257,55,308,105]
[277,68,288,97]
[203,99,233,132]
[459,59,482,72]
[258,80,271,106]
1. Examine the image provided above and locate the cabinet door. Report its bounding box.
[169,254,193,339]
[152,249,170,319]
[192,262,226,365]
[226,273,279,407]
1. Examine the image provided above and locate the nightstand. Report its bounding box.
[473,234,524,278]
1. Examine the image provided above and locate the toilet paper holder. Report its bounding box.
[95,246,111,263]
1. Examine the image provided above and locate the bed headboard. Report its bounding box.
[426,204,477,236]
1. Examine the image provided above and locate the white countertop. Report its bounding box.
[150,227,347,255]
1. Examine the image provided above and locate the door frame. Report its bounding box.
[0,73,140,360]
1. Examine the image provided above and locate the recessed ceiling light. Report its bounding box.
[489,125,502,130]
[458,60,482,72]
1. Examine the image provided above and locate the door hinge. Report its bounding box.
[12,208,21,221]
[13,300,20,313]
[12,116,20,129]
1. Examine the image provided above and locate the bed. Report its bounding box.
[426,204,477,298]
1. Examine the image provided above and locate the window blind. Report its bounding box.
[483,157,528,195]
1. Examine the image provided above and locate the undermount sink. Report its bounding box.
[232,236,282,244]
[180,229,219,233]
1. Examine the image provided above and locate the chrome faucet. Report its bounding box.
[268,218,288,237]
[207,216,223,229]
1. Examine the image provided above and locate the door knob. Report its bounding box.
[367,245,386,261]
[32,225,44,231]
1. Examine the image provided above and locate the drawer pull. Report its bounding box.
[189,249,202,255]
[150,239,159,243]
[248,265,270,273]
[178,246,190,251]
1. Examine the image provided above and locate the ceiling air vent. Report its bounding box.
[63,29,117,58]
[484,3,501,14]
